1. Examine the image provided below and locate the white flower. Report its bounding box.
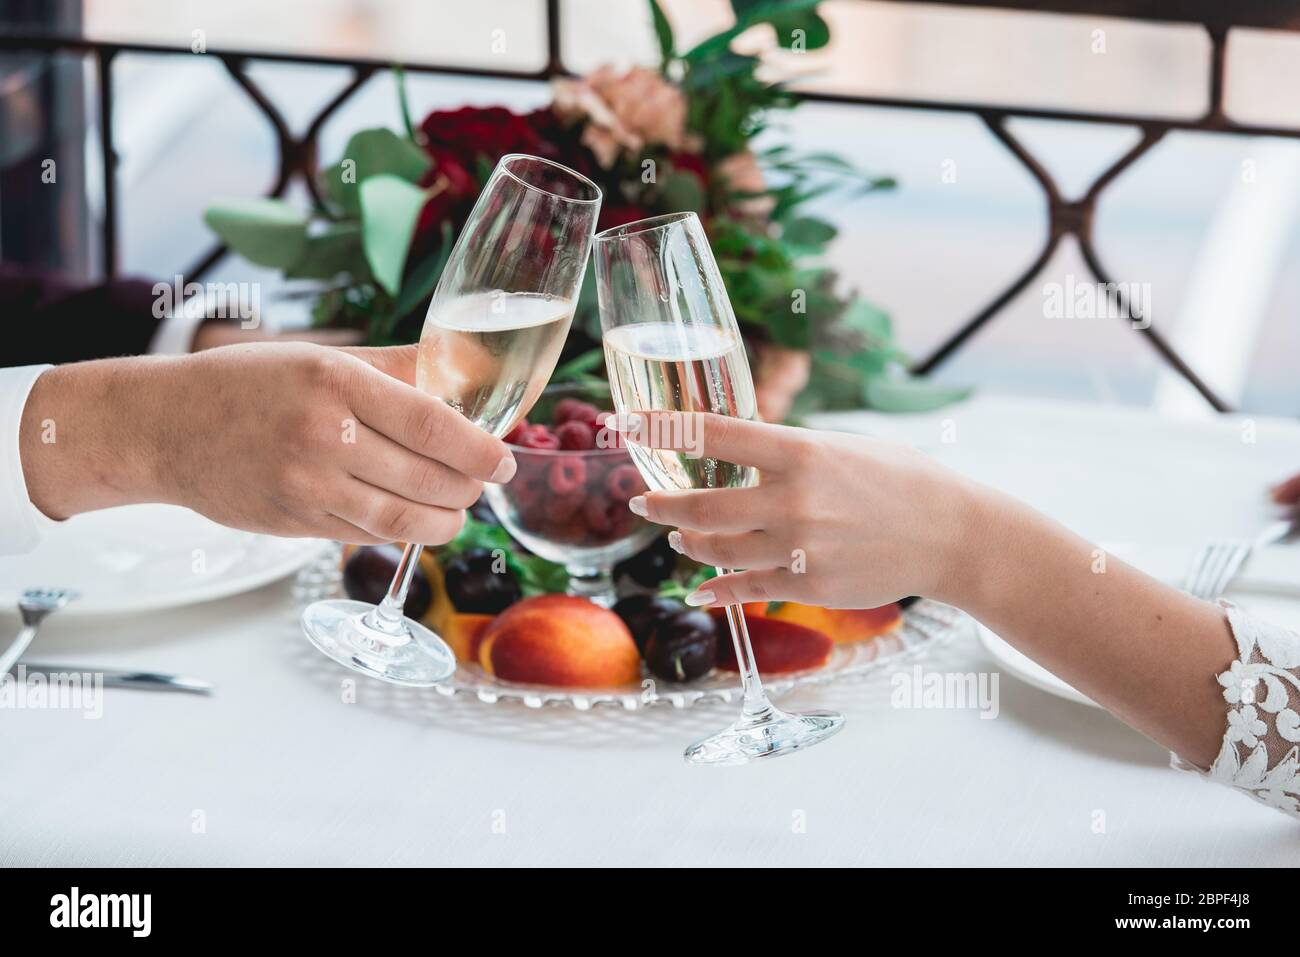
[1226,705,1267,749]
[1217,659,1265,705]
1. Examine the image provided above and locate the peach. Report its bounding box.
[712,613,833,674]
[767,602,901,644]
[478,595,641,687]
[417,550,456,637]
[443,613,495,663]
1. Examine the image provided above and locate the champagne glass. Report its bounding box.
[301,155,601,686]
[594,211,844,765]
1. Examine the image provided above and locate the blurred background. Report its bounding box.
[2,0,1298,414]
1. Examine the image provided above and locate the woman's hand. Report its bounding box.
[19,342,516,545]
[621,413,982,609]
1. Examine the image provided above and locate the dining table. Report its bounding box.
[3,393,1298,867]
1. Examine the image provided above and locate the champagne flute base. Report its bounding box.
[300,599,457,687]
[683,706,845,766]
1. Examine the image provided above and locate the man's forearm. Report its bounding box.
[949,487,1235,768]
[19,356,177,520]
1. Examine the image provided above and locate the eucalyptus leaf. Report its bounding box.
[359,175,429,296]
[781,216,837,248]
[841,299,892,343]
[285,223,368,280]
[324,128,431,218]
[204,199,309,269]
[864,376,971,413]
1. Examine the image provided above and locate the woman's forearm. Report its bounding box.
[947,485,1235,767]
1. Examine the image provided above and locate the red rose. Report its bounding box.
[598,204,652,232]
[420,106,544,168]
[414,147,476,238]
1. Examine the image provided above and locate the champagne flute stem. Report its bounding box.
[363,542,425,643]
[718,568,773,718]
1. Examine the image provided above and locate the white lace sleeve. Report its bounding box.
[1172,600,1300,818]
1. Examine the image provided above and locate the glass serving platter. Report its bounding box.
[294,543,969,710]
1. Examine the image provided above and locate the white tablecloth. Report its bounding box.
[3,396,1298,866]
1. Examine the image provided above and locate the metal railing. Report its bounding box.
[5,0,1299,411]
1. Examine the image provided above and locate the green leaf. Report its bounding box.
[863,376,971,413]
[841,299,892,343]
[688,0,826,60]
[324,128,431,217]
[513,554,571,597]
[648,0,675,67]
[392,64,416,141]
[781,216,837,248]
[359,175,429,296]
[551,347,605,382]
[204,199,309,269]
[660,169,707,213]
[285,222,369,280]
[440,517,570,596]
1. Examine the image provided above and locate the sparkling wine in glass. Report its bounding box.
[301,154,601,686]
[595,211,844,765]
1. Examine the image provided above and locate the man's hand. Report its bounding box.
[19,343,515,545]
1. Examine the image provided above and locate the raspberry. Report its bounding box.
[583,496,612,534]
[504,418,529,444]
[605,463,644,503]
[517,425,560,451]
[545,490,583,522]
[555,420,596,450]
[554,398,600,428]
[548,456,587,495]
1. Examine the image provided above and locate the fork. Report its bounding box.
[0,587,79,675]
[1183,517,1298,601]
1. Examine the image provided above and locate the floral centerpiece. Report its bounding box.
[205,0,966,419]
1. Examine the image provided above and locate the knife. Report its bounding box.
[17,662,214,695]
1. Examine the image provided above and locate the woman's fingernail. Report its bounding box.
[628,495,648,517]
[606,412,642,433]
[685,589,715,607]
[491,455,517,484]
[667,530,684,553]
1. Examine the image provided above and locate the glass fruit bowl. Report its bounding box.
[482,384,661,606]
[292,548,971,711]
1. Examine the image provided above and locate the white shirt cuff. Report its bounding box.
[0,365,59,555]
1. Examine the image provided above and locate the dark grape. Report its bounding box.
[613,594,686,653]
[614,535,677,588]
[644,609,718,683]
[342,545,432,619]
[443,548,522,614]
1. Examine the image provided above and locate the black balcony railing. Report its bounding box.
[5,0,1300,411]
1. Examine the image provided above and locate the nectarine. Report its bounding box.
[478,595,641,687]
[443,613,495,663]
[767,602,901,644]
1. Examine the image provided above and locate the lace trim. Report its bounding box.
[1171,600,1300,819]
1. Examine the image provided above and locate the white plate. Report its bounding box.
[977,542,1300,708]
[0,504,329,617]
